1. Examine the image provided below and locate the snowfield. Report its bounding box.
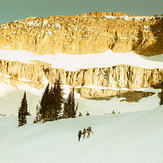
[0,82,161,115]
[0,107,163,163]
[0,49,163,70]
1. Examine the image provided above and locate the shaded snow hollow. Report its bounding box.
[0,107,163,163]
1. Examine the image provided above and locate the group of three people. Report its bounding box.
[78,126,94,142]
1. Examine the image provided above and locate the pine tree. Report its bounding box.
[63,98,70,118]
[49,79,64,120]
[18,91,28,127]
[34,105,40,123]
[69,88,78,118]
[160,82,163,105]
[39,83,50,122]
[112,110,116,114]
[39,79,64,122]
[160,90,163,105]
[63,87,78,118]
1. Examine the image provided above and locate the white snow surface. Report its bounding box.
[0,49,163,70]
[0,83,41,115]
[0,82,160,116]
[0,107,163,163]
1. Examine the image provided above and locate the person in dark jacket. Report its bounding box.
[86,111,90,116]
[78,130,83,142]
[82,128,87,139]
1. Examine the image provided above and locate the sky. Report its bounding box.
[0,0,162,24]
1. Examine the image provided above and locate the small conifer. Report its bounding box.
[18,92,28,127]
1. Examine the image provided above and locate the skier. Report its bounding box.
[87,126,94,138]
[82,128,87,139]
[78,130,83,142]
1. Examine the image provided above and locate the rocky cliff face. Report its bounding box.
[0,12,163,101]
[0,12,162,56]
[0,60,162,89]
[43,65,163,89]
[0,59,162,99]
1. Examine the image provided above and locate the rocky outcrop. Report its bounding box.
[44,65,163,89]
[0,60,44,89]
[77,87,155,102]
[0,12,162,56]
[0,59,162,93]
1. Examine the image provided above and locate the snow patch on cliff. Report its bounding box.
[0,50,163,70]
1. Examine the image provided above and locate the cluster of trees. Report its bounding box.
[18,80,163,127]
[18,79,78,126]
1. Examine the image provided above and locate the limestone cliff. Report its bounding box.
[0,59,162,99]
[43,65,163,89]
[0,12,162,56]
[0,12,163,101]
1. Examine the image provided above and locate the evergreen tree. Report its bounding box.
[39,83,50,122]
[63,87,78,118]
[160,90,163,105]
[63,98,70,118]
[34,105,40,123]
[39,79,64,122]
[160,82,163,105]
[112,110,116,114]
[49,79,64,120]
[18,91,28,127]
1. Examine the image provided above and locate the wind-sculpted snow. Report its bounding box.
[0,108,163,163]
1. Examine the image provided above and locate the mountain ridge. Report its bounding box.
[0,12,162,56]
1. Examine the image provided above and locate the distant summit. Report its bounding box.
[0,12,162,55]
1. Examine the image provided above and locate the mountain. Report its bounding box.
[0,12,163,115]
[0,12,162,55]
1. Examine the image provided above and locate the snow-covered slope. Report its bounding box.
[0,82,160,116]
[0,83,41,115]
[0,107,163,163]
